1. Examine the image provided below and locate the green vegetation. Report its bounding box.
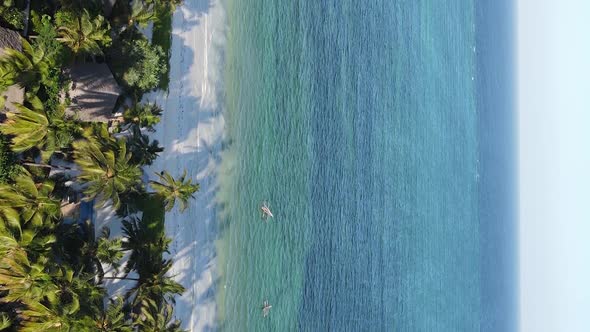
[0,96,81,161]
[128,125,164,166]
[30,14,66,65]
[0,39,50,94]
[0,134,18,183]
[105,0,177,94]
[151,170,201,212]
[123,101,163,131]
[0,6,23,30]
[56,9,112,57]
[139,194,166,236]
[30,13,70,112]
[0,1,197,330]
[109,28,166,94]
[0,1,24,30]
[73,136,144,209]
[130,0,157,27]
[152,2,174,90]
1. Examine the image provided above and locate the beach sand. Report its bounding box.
[145,0,226,330]
[99,1,227,331]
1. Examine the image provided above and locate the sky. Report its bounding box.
[518,0,590,331]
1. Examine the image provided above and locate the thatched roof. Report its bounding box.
[0,27,21,55]
[0,27,24,112]
[67,63,122,123]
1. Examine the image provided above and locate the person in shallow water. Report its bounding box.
[262,300,272,317]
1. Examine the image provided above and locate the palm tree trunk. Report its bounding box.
[102,276,140,281]
[23,0,31,37]
[22,162,73,170]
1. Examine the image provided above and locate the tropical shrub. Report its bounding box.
[19,14,69,113]
[0,134,18,183]
[109,28,165,93]
[0,2,23,30]
[30,13,67,66]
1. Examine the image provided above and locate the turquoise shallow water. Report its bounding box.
[217,0,516,331]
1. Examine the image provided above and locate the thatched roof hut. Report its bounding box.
[0,27,21,53]
[66,63,122,123]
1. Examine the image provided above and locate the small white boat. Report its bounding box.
[261,202,274,219]
[261,206,274,218]
[262,300,272,317]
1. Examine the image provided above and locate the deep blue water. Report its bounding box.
[219,1,516,330]
[476,0,517,330]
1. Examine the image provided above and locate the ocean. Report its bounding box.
[216,0,517,330]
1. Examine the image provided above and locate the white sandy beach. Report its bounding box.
[97,1,227,331]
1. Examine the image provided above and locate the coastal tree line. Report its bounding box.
[0,0,194,330]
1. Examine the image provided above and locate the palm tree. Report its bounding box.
[53,266,105,316]
[56,9,111,56]
[126,259,184,321]
[0,38,49,94]
[128,125,163,166]
[129,0,156,28]
[19,301,72,332]
[0,313,10,330]
[0,100,48,153]
[19,299,97,332]
[0,237,57,305]
[0,171,59,260]
[79,223,123,281]
[120,216,170,277]
[135,299,185,332]
[123,102,163,132]
[0,96,81,160]
[73,137,143,208]
[149,170,199,212]
[0,67,14,105]
[95,298,133,332]
[0,222,56,263]
[81,122,118,149]
[115,189,148,217]
[0,167,60,229]
[16,264,104,331]
[118,217,183,323]
[0,192,21,234]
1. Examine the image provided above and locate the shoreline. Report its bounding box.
[143,0,227,330]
